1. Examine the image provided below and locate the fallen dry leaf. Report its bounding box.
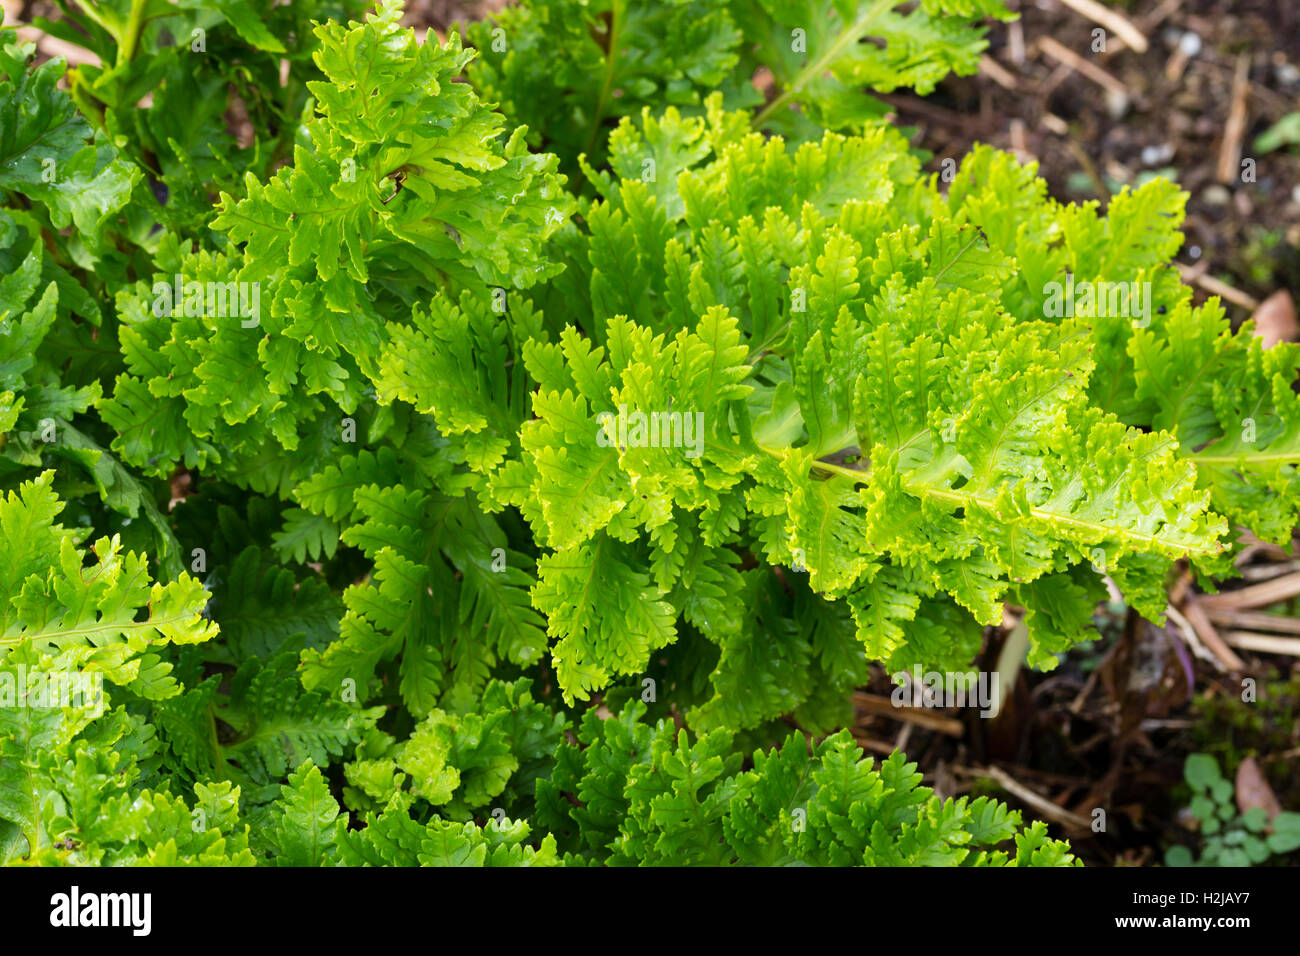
[1235,756,1283,820]
[1250,289,1298,349]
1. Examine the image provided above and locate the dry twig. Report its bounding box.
[980,765,1090,830]
[1038,36,1130,97]
[1204,608,1300,635]
[852,692,965,737]
[1179,599,1248,671]
[1216,53,1251,184]
[1199,571,1300,611]
[979,54,1019,91]
[1056,0,1149,52]
[1176,262,1261,311]
[1220,632,1300,657]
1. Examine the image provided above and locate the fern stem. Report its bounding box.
[761,445,1223,557]
[990,613,1029,720]
[578,0,627,164]
[0,612,198,648]
[752,0,894,129]
[115,0,148,68]
[1191,451,1300,465]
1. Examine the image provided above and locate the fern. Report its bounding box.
[4,0,1296,871]
[533,701,1078,866]
[297,467,547,712]
[464,0,1014,175]
[341,677,564,821]
[0,476,219,860]
[490,105,1234,708]
[0,32,183,576]
[99,0,574,496]
[0,473,215,699]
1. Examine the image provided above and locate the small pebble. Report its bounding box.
[1179,32,1202,57]
[1104,89,1130,121]
[1203,185,1231,206]
[1278,63,1300,86]
[1189,245,1202,259]
[1292,184,1300,204]
[1141,143,1174,166]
